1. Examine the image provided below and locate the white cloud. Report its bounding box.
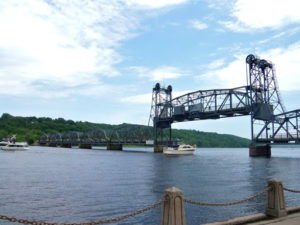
[221,0,300,31]
[195,42,300,92]
[257,27,300,44]
[121,90,192,104]
[218,21,247,32]
[151,66,185,81]
[121,93,152,104]
[0,0,188,99]
[195,55,246,89]
[261,42,300,91]
[0,0,138,98]
[208,0,235,10]
[206,58,226,70]
[189,19,208,30]
[125,0,188,9]
[132,66,186,81]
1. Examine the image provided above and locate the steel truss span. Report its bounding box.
[149,54,300,145]
[39,125,154,146]
[256,109,300,144]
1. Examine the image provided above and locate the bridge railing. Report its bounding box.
[1,178,300,225]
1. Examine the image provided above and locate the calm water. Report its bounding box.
[1,146,300,225]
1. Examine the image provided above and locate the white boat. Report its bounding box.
[0,141,10,147]
[163,144,196,155]
[1,142,30,151]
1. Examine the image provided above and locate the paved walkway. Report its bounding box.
[247,212,300,225]
[205,208,300,225]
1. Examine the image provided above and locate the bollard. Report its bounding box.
[161,187,186,225]
[266,178,287,218]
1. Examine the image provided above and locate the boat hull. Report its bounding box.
[1,146,29,151]
[1,142,30,151]
[163,149,195,155]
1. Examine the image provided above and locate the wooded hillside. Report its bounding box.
[0,113,250,147]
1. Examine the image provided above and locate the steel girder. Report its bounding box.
[255,109,300,144]
[39,126,154,146]
[171,86,251,122]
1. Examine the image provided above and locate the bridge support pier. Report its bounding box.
[107,143,123,151]
[249,144,271,157]
[154,145,164,153]
[48,143,57,147]
[79,144,92,149]
[61,143,72,148]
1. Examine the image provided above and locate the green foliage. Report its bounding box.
[171,129,250,147]
[0,113,250,147]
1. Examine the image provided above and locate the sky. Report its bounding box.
[1,0,300,139]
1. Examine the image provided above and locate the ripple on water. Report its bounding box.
[1,146,300,224]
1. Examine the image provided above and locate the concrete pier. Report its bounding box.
[61,143,72,148]
[79,143,92,149]
[154,145,164,153]
[107,143,123,151]
[48,143,57,147]
[249,144,271,157]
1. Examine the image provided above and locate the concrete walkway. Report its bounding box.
[204,206,300,225]
[247,212,300,225]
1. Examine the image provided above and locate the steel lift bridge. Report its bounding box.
[148,54,300,156]
[39,125,154,150]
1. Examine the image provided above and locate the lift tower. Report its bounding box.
[246,54,285,156]
[148,83,173,152]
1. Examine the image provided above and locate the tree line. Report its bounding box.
[0,113,250,147]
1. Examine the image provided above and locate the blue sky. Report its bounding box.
[1,0,300,138]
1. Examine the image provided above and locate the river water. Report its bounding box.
[1,146,300,225]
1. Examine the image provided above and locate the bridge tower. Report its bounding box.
[148,83,173,152]
[246,54,285,156]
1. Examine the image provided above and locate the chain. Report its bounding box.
[283,187,300,193]
[184,187,269,207]
[0,200,164,225]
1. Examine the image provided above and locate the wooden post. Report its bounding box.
[266,178,287,218]
[161,187,186,225]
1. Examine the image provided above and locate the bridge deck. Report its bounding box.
[257,137,300,144]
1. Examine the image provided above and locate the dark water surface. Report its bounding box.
[1,146,300,225]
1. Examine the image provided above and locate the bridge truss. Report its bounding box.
[40,54,300,149]
[149,54,300,146]
[39,125,154,146]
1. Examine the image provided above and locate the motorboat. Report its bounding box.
[163,144,196,155]
[1,142,30,151]
[0,141,10,147]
